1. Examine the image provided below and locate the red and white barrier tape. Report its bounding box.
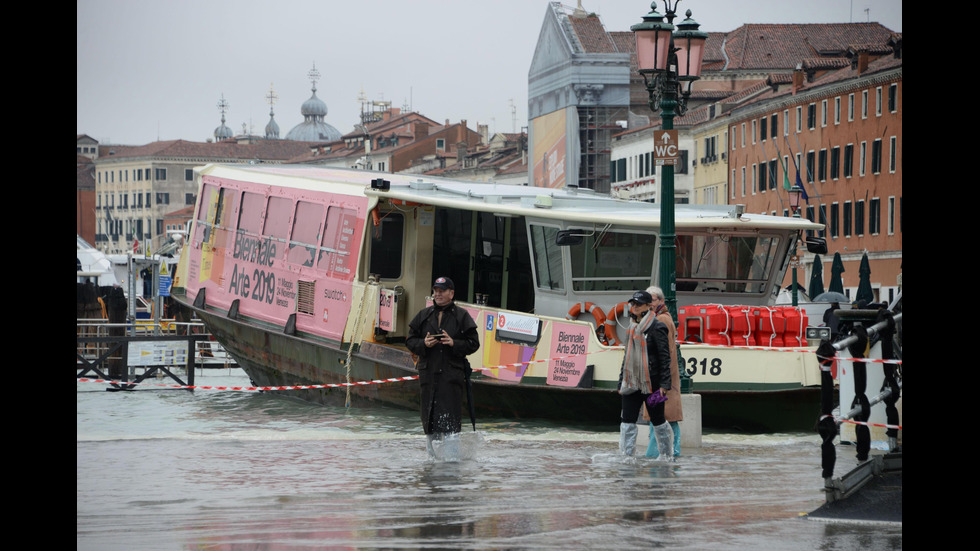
[76,376,420,392]
[77,339,899,392]
[839,418,903,430]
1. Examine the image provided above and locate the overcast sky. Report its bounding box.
[77,0,902,146]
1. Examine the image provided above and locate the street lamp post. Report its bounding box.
[632,1,707,321]
[788,184,804,306]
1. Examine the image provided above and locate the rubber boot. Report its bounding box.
[619,423,638,456]
[653,422,675,462]
[670,421,681,458]
[645,423,657,457]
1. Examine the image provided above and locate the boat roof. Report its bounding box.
[197,164,822,232]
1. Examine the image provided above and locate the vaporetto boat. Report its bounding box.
[172,164,825,431]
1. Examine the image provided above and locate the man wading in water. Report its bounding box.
[406,277,480,458]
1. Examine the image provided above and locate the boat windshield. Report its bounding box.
[568,229,657,292]
[675,233,781,294]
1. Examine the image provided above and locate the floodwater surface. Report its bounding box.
[77,368,901,550]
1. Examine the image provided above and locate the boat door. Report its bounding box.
[431,209,533,312]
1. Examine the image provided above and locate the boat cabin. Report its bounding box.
[184,165,820,347]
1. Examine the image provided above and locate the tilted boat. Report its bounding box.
[172,164,825,430]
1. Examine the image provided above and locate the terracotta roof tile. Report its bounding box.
[96,139,315,162]
[567,13,616,53]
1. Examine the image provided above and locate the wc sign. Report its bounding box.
[653,130,680,166]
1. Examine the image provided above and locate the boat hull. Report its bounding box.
[183,296,821,432]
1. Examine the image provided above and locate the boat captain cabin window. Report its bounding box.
[529,225,564,292]
[567,229,657,292]
[675,233,781,294]
[369,211,404,279]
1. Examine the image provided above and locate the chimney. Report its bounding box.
[857,50,870,74]
[413,122,428,140]
[792,65,804,95]
[457,141,467,165]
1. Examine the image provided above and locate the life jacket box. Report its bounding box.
[754,307,786,347]
[678,304,730,346]
[782,306,808,346]
[726,306,756,347]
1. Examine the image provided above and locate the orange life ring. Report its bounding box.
[603,301,629,346]
[566,302,607,336]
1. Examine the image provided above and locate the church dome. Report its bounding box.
[285,64,341,142]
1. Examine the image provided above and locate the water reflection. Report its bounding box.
[77,372,901,550]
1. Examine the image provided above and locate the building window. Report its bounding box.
[834,97,841,125]
[821,99,828,127]
[185,193,195,205]
[818,149,827,181]
[848,93,855,121]
[844,201,852,237]
[783,109,789,136]
[876,86,883,116]
[741,123,746,146]
[751,163,757,194]
[872,139,882,174]
[771,113,778,138]
[830,147,840,180]
[859,142,867,176]
[758,163,766,192]
[741,166,746,197]
[888,196,896,235]
[768,159,777,190]
[730,127,736,150]
[855,200,865,236]
[185,169,194,181]
[436,139,445,151]
[888,83,898,112]
[807,103,816,129]
[830,203,839,238]
[869,198,881,234]
[731,169,736,199]
[806,151,815,183]
[760,116,767,141]
[862,90,869,119]
[819,204,827,238]
[889,136,897,173]
[796,106,802,133]
[154,168,167,180]
[752,119,757,144]
[844,144,854,178]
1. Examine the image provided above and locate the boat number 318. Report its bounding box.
[686,357,722,377]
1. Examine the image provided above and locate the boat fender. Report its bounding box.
[603,301,629,346]
[566,302,607,343]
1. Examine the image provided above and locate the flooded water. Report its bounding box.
[77,368,901,550]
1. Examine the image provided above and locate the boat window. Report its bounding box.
[237,191,265,235]
[675,233,781,293]
[568,230,657,292]
[196,184,216,222]
[317,206,358,280]
[263,196,292,242]
[369,211,403,279]
[529,225,564,291]
[286,201,325,267]
[193,184,217,245]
